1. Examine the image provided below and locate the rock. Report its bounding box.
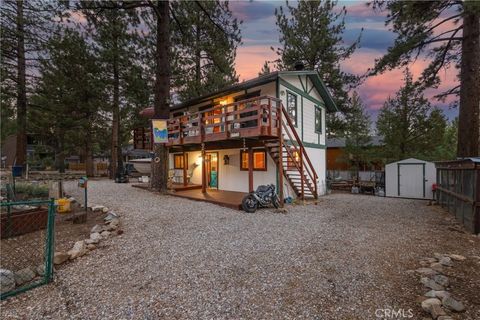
[439,256,453,267]
[448,254,466,261]
[104,211,119,221]
[91,205,105,212]
[54,252,70,265]
[0,269,15,294]
[431,263,444,273]
[434,253,445,260]
[108,218,120,226]
[433,274,449,287]
[89,232,102,244]
[102,207,109,213]
[437,316,453,320]
[425,290,450,300]
[430,304,446,319]
[104,221,118,231]
[416,268,438,277]
[14,267,36,286]
[90,224,104,234]
[100,230,111,238]
[86,243,96,250]
[425,257,438,263]
[421,298,442,313]
[421,277,444,291]
[36,264,45,276]
[442,296,465,312]
[424,290,437,298]
[67,240,87,259]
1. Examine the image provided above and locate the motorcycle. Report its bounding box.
[242,184,280,213]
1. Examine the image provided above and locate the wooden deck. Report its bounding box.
[168,189,247,210]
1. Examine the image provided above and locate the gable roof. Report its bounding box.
[140,70,338,117]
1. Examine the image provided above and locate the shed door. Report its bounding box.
[399,164,425,198]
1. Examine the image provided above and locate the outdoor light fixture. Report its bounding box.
[280,90,285,96]
[223,155,230,165]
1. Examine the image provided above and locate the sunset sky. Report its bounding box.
[229,0,459,123]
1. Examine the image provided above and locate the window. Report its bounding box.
[240,149,267,171]
[174,154,187,169]
[286,91,297,126]
[315,106,322,133]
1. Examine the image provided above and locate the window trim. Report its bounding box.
[240,149,267,171]
[286,90,298,127]
[314,106,322,134]
[173,153,188,169]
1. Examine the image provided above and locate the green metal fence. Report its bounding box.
[1,199,55,300]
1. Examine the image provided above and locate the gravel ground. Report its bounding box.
[1,179,479,319]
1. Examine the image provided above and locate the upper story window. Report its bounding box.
[315,106,322,133]
[286,91,297,126]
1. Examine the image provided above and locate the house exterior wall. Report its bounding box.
[168,75,328,196]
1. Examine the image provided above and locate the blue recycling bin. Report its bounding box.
[12,165,23,177]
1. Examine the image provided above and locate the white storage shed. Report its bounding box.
[385,158,436,199]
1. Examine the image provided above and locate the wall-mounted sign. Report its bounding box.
[151,119,168,144]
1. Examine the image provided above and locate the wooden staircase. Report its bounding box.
[264,105,318,200]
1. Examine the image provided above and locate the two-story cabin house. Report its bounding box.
[133,70,337,204]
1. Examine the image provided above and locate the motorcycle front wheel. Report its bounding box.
[272,194,280,209]
[242,195,258,213]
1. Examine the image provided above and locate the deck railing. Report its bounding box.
[167,95,281,145]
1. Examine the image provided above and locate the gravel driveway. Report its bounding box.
[1,179,479,319]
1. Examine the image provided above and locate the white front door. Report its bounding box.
[399,164,425,198]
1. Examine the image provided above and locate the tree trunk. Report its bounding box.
[110,35,120,179]
[458,2,480,157]
[85,138,95,177]
[15,0,27,168]
[151,0,170,192]
[195,14,201,92]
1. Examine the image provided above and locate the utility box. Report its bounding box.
[385,158,436,199]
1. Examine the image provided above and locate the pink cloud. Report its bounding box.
[235,45,278,80]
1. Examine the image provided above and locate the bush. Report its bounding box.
[14,183,49,199]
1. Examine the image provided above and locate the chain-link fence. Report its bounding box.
[1,199,55,300]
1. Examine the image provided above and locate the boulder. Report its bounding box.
[421,277,444,291]
[100,231,111,238]
[0,269,15,294]
[53,252,69,265]
[90,224,104,234]
[430,304,446,319]
[448,254,466,261]
[14,267,36,286]
[68,240,87,259]
[442,296,465,312]
[430,263,444,273]
[89,232,102,244]
[424,290,437,298]
[416,268,438,277]
[421,298,442,313]
[433,275,449,287]
[439,257,453,267]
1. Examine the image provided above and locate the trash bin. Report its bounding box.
[12,165,23,177]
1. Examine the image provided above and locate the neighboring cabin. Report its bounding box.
[134,70,338,200]
[326,136,384,172]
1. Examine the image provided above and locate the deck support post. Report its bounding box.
[248,147,254,193]
[278,104,284,208]
[182,150,188,186]
[201,147,206,193]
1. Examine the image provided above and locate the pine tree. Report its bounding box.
[369,0,480,157]
[171,0,241,100]
[376,69,447,162]
[80,1,147,179]
[342,92,372,174]
[30,29,105,176]
[274,0,362,136]
[0,0,65,168]
[258,61,272,76]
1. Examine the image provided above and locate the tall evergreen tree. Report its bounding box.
[31,29,105,176]
[369,0,480,157]
[258,61,272,76]
[0,0,65,168]
[80,1,147,179]
[342,91,372,173]
[274,0,362,136]
[376,69,447,162]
